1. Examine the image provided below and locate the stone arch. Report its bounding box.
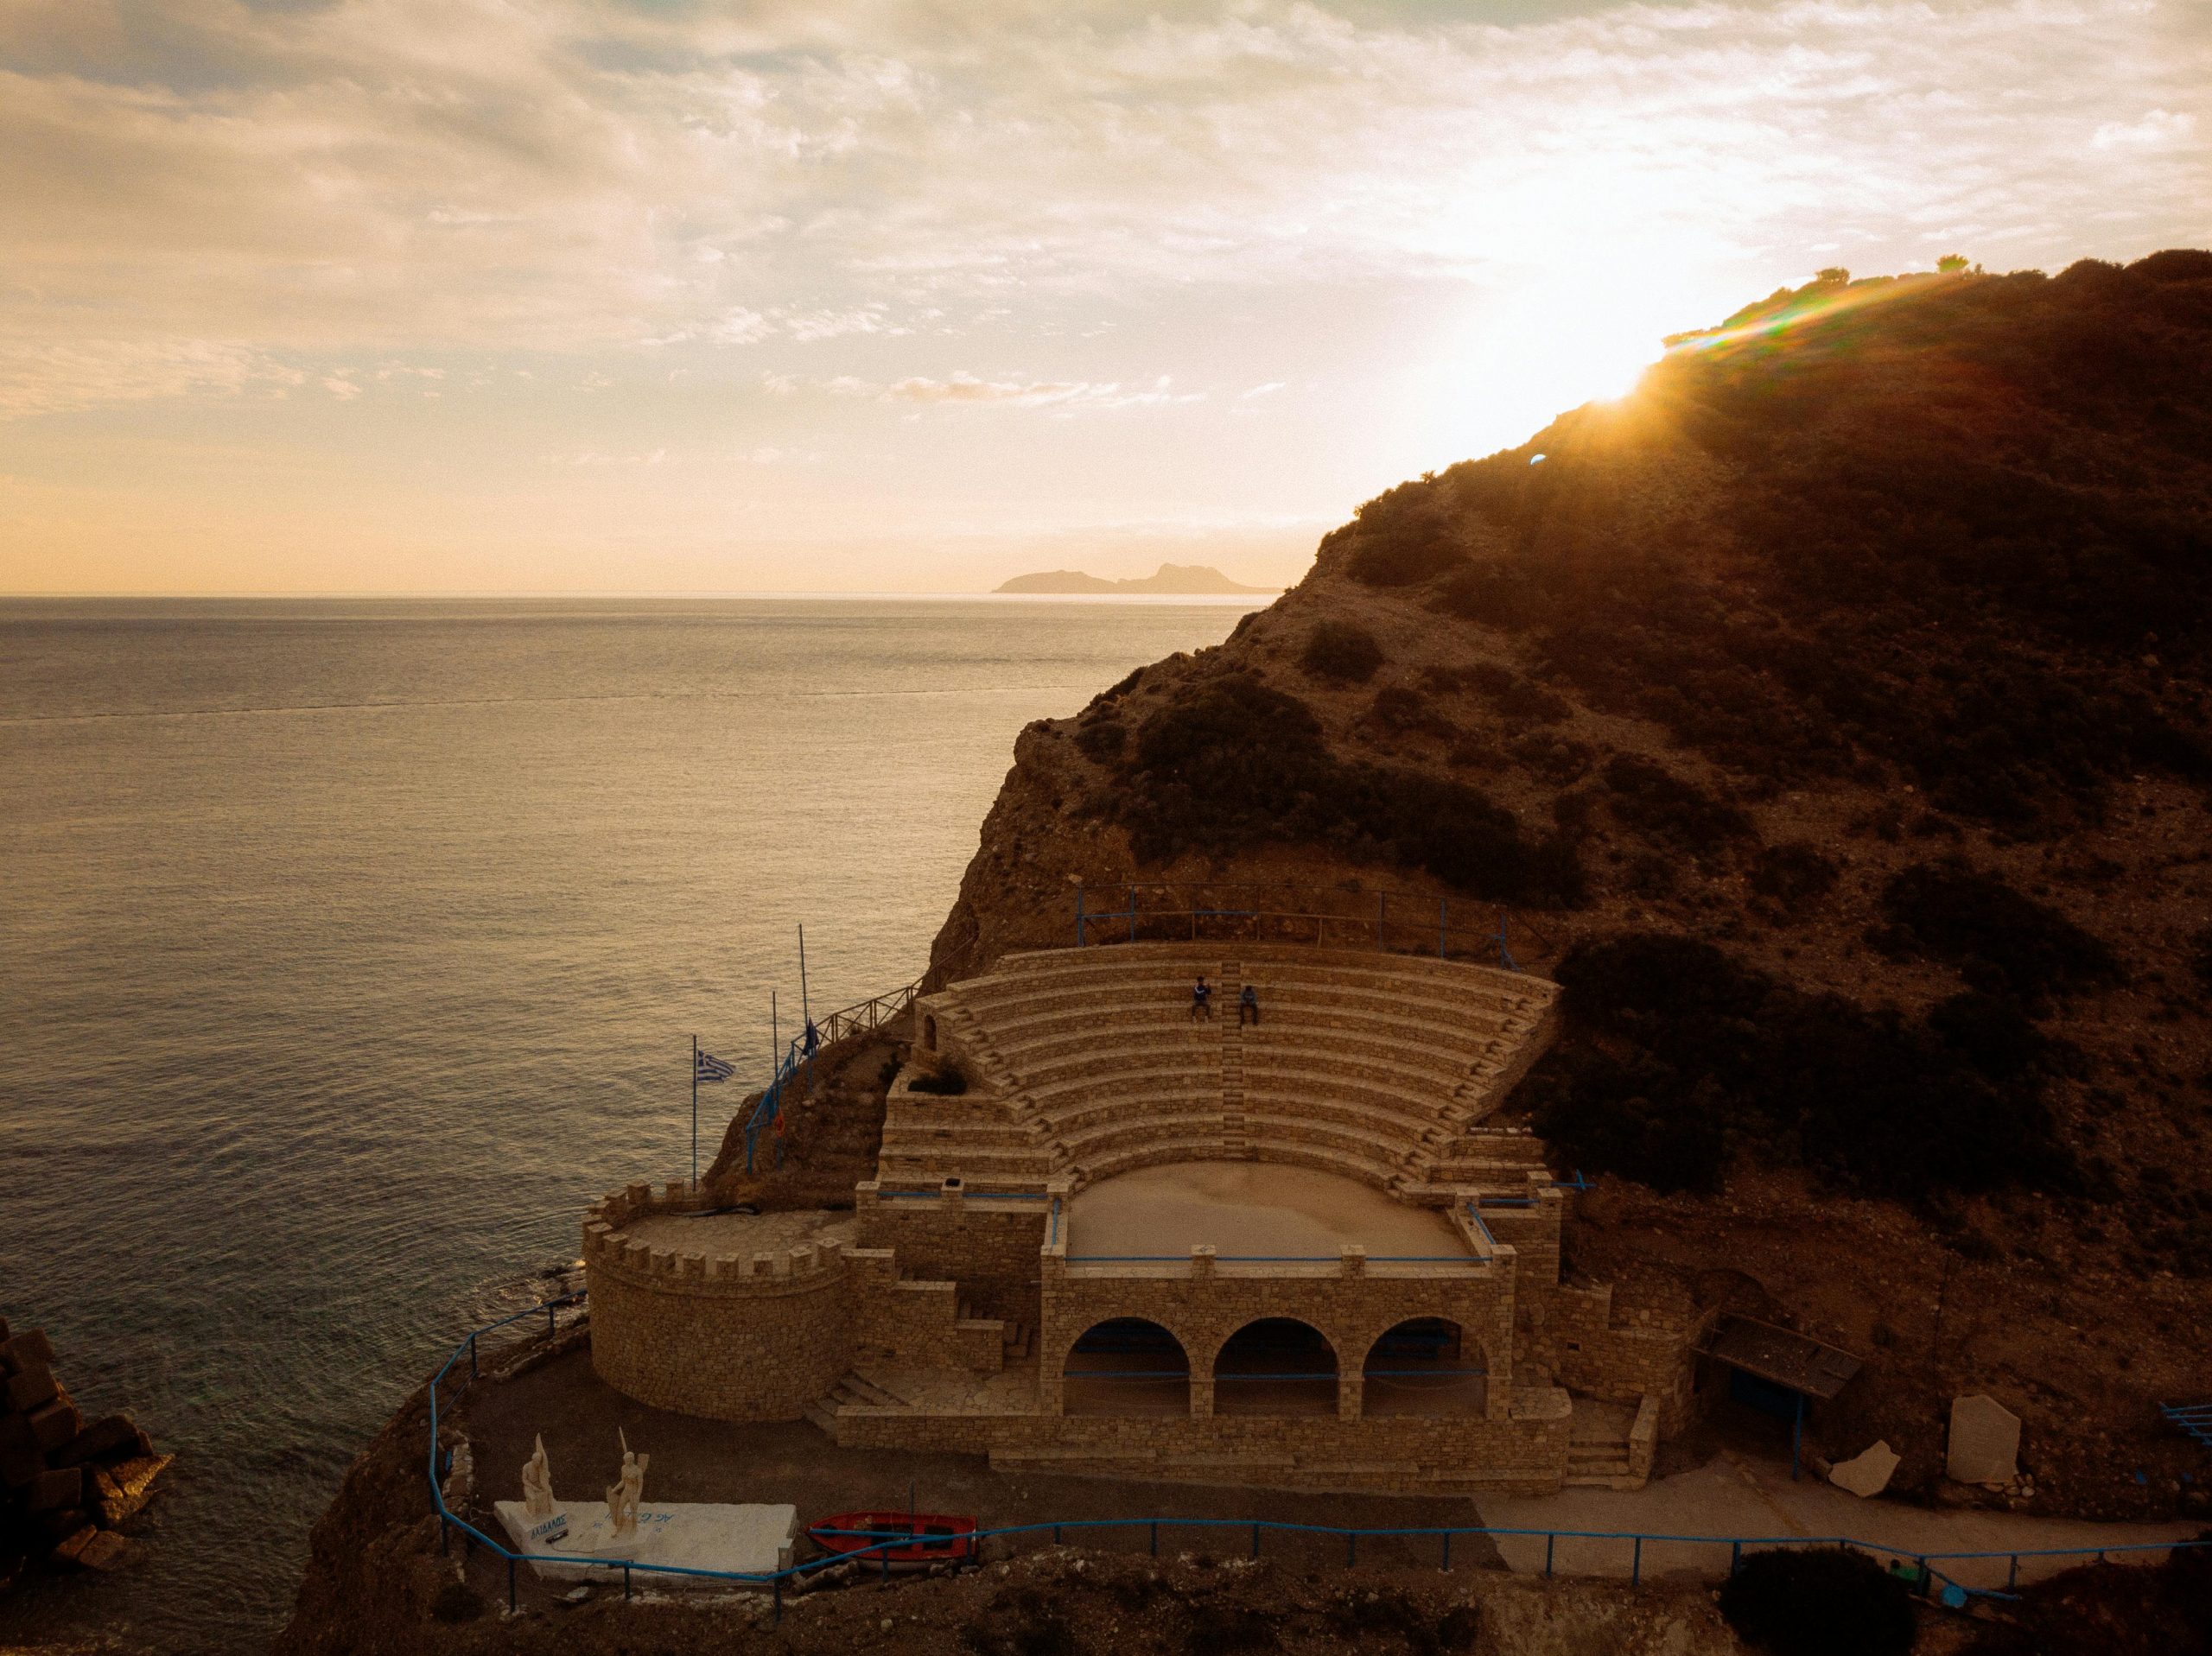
[1060,1317,1191,1417]
[1361,1317,1489,1417]
[922,1014,938,1052]
[1212,1317,1339,1417]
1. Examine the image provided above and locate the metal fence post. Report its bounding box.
[1346,1532,1357,1567]
[624,1564,632,1599]
[1632,1537,1642,1585]
[1251,1523,1260,1559]
[1545,1533,1554,1577]
[1441,1532,1451,1571]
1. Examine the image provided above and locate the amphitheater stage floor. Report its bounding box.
[1068,1162,1469,1261]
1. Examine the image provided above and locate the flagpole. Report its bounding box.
[690,1033,698,1191]
[798,923,814,1101]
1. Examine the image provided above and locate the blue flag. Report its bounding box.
[694,1049,734,1083]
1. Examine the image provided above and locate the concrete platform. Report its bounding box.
[493,1499,797,1585]
[1070,1161,1468,1260]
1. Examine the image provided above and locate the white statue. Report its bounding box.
[606,1429,649,1539]
[520,1434,556,1520]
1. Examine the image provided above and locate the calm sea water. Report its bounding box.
[0,597,1253,1653]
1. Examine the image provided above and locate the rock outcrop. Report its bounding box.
[0,1317,169,1588]
[926,253,2212,1517]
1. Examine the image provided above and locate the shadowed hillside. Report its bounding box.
[928,251,2212,1517]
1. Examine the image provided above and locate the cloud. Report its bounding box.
[0,0,2206,419]
[0,338,302,416]
[836,371,1203,409]
[2092,108,2199,149]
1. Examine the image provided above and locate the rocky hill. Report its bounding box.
[928,251,2212,1517]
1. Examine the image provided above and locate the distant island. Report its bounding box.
[994,562,1274,595]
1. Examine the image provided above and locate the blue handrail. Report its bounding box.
[429,1291,2211,1620]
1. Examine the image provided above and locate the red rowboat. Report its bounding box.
[806,1510,979,1568]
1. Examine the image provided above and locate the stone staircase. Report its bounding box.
[804,1371,912,1436]
[1564,1397,1638,1488]
[961,1303,1034,1363]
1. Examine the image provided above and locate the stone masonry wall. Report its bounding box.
[831,1391,1574,1496]
[583,1185,854,1421]
[855,1187,1048,1323]
[1037,1251,1521,1423]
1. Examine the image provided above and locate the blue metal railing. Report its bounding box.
[744,977,925,1171]
[2165,1403,2212,1450]
[429,1291,2211,1620]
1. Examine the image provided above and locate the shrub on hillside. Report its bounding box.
[1750,841,1842,908]
[1717,1548,1914,1656]
[1342,486,1466,586]
[1074,717,1126,759]
[1367,683,1452,737]
[1402,255,2212,834]
[1527,933,2075,1199]
[1300,620,1384,683]
[1962,1532,2212,1656]
[1873,860,2121,1001]
[1599,754,1753,849]
[1113,672,1583,906]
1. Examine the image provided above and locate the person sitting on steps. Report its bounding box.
[1190,974,1212,1021]
[1238,983,1260,1026]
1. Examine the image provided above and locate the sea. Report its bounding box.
[0,596,1256,1653]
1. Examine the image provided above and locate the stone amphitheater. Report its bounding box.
[584,943,1711,1494]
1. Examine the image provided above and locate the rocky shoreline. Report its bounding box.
[0,1317,170,1593]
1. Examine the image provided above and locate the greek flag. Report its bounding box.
[694,1049,734,1083]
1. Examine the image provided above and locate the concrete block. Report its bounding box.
[54,1415,141,1468]
[1828,1439,1900,1498]
[0,1329,55,1374]
[1947,1395,2020,1486]
[5,1361,58,1412]
[27,1464,84,1513]
[29,1397,83,1454]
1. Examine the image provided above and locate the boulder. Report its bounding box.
[0,1331,54,1374]
[25,1465,84,1514]
[28,1395,84,1454]
[74,1529,138,1571]
[54,1415,141,1468]
[48,1524,98,1567]
[4,1362,58,1412]
[0,1438,41,1489]
[1827,1439,1900,1498]
[1947,1394,2022,1486]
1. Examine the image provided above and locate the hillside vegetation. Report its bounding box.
[929,251,2212,1514]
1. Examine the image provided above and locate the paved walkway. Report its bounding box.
[1473,1450,2202,1592]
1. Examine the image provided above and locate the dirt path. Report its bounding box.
[1472,1450,2204,1592]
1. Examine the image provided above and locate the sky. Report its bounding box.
[2,0,2207,595]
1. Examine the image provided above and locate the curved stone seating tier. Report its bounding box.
[1067,1136,1411,1194]
[1036,1090,1236,1139]
[898,944,1559,1194]
[1234,1085,1435,1145]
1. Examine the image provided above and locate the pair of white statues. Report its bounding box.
[519,1431,650,1539]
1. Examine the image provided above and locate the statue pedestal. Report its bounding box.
[493,1500,795,1587]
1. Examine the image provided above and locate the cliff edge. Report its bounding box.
[928,252,2212,1517]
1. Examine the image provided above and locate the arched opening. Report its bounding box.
[1213,1318,1338,1416]
[1061,1319,1191,1416]
[1362,1318,1487,1417]
[922,1015,938,1052]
